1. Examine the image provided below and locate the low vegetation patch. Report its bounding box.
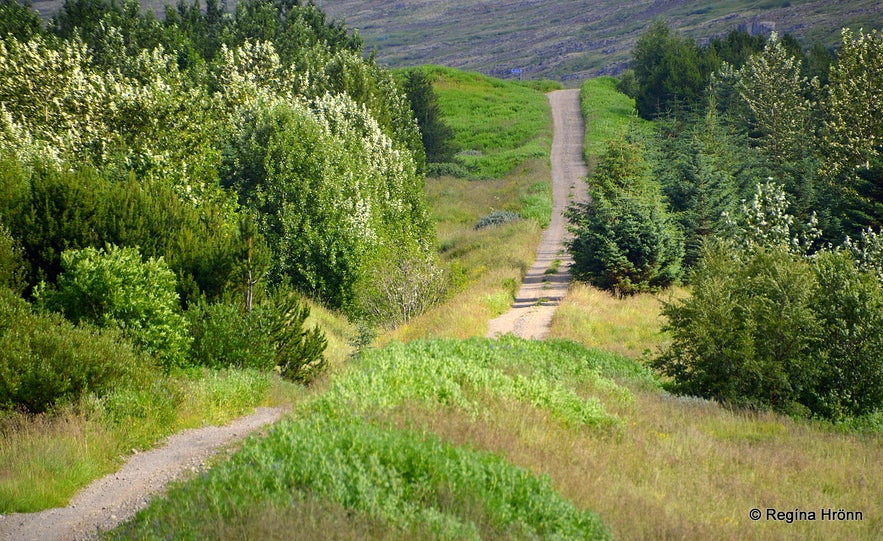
[579,76,652,161]
[0,368,297,513]
[110,337,630,539]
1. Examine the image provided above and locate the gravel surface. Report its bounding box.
[0,406,288,541]
[487,88,588,339]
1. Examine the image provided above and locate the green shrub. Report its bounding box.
[264,290,328,383]
[0,288,151,413]
[0,225,25,293]
[187,300,276,371]
[425,161,472,178]
[188,291,327,383]
[110,414,610,540]
[36,245,191,370]
[357,247,448,328]
[474,210,521,230]
[809,250,883,418]
[656,242,883,420]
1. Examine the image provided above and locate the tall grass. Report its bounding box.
[549,282,684,359]
[402,383,883,540]
[579,76,653,162]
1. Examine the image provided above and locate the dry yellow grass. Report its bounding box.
[379,159,548,344]
[548,282,685,359]
[376,388,883,540]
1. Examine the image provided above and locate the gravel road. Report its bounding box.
[0,407,288,541]
[487,88,588,339]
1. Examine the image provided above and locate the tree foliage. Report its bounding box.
[36,245,191,370]
[656,240,883,420]
[736,33,816,168]
[568,137,683,295]
[400,68,458,164]
[630,20,711,118]
[0,286,152,413]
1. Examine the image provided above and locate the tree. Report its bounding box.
[0,0,43,41]
[654,241,821,414]
[821,29,883,232]
[631,20,710,119]
[654,101,756,267]
[224,95,431,311]
[737,33,816,168]
[567,137,683,295]
[810,250,883,418]
[401,68,459,164]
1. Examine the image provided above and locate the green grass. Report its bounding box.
[381,67,554,342]
[0,369,300,512]
[0,293,356,513]
[579,76,653,161]
[549,283,682,359]
[424,65,552,180]
[107,337,640,540]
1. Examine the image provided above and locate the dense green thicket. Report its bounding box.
[656,241,883,420]
[625,23,881,240]
[576,24,883,421]
[399,68,459,164]
[0,0,444,410]
[0,286,153,413]
[36,245,191,370]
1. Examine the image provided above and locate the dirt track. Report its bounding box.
[0,407,287,541]
[487,88,588,339]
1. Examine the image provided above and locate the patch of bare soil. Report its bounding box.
[0,406,288,541]
[487,88,588,340]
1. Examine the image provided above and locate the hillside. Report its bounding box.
[25,0,883,81]
[312,0,883,81]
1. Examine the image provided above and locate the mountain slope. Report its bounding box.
[314,0,883,81]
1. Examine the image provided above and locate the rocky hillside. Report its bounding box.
[25,0,883,82]
[312,0,883,82]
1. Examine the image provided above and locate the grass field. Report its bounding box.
[0,299,354,514]
[579,76,653,161]
[424,65,553,180]
[109,336,883,540]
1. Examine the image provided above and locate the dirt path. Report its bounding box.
[0,407,287,541]
[487,88,588,339]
